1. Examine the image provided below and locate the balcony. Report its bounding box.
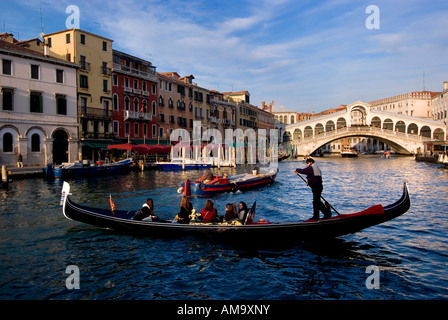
[79,61,91,72]
[80,106,112,119]
[124,110,152,121]
[113,63,158,82]
[101,66,112,76]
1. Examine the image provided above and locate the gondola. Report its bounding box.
[61,181,410,245]
[178,167,279,197]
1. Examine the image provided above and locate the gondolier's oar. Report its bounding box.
[295,172,340,215]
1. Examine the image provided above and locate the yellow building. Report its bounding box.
[43,29,114,160]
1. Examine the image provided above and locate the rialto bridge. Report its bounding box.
[283,101,446,156]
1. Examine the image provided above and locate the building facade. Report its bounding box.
[209,90,236,135]
[0,39,78,167]
[43,29,114,161]
[432,81,448,129]
[112,50,158,144]
[369,91,440,119]
[157,72,213,142]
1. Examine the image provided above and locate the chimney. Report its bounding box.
[261,101,265,110]
[269,103,272,113]
[43,44,50,56]
[444,81,448,91]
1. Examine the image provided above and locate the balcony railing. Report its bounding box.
[80,106,112,118]
[124,110,153,121]
[81,132,114,140]
[113,63,158,81]
[79,61,91,72]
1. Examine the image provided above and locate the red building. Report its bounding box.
[112,50,159,143]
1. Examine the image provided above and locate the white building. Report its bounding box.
[369,91,440,119]
[0,38,79,167]
[432,81,448,128]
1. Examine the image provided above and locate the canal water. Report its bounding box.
[0,156,447,300]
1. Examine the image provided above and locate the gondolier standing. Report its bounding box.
[294,158,331,220]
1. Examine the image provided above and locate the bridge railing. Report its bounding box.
[292,126,433,144]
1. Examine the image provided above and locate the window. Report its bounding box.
[125,123,130,135]
[56,69,64,83]
[102,41,107,51]
[159,127,164,138]
[152,101,156,115]
[31,134,40,152]
[152,124,157,137]
[30,91,42,113]
[102,62,109,75]
[56,94,67,115]
[134,123,139,137]
[133,98,139,112]
[113,121,119,134]
[113,94,119,111]
[133,79,138,89]
[80,97,88,114]
[80,34,86,45]
[103,79,108,92]
[124,96,130,110]
[31,64,39,79]
[80,75,88,88]
[143,124,147,137]
[152,84,156,95]
[3,133,13,152]
[66,33,70,44]
[142,82,147,92]
[79,55,88,71]
[2,88,14,110]
[2,59,12,75]
[112,74,118,86]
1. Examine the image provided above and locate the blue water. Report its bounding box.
[1,156,448,300]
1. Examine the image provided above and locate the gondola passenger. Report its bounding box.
[224,203,238,221]
[177,196,193,224]
[200,200,218,223]
[133,198,160,221]
[238,202,248,221]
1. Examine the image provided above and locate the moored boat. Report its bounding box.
[61,181,410,244]
[178,167,279,197]
[155,159,212,170]
[45,158,133,179]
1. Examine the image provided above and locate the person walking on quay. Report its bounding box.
[17,153,23,168]
[294,158,331,220]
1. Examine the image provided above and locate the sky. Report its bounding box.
[2,0,448,113]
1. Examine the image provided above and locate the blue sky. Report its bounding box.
[2,0,448,112]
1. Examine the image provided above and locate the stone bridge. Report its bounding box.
[283,101,446,155]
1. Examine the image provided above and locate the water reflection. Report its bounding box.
[1,156,448,299]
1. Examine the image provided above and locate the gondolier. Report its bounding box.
[294,158,331,220]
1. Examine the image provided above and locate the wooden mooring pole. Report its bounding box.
[1,165,8,188]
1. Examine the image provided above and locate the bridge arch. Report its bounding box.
[284,100,446,156]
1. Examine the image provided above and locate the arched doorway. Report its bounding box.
[53,130,68,165]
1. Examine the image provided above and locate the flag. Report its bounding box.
[109,194,115,216]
